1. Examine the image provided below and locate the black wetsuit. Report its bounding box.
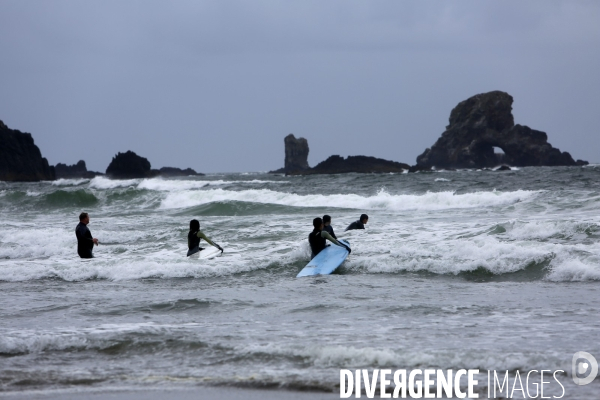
[308,229,327,259]
[187,230,218,256]
[323,225,337,239]
[308,229,343,259]
[345,220,365,231]
[75,222,94,258]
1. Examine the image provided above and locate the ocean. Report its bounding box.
[0,167,599,398]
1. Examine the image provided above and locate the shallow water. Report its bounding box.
[1,167,599,397]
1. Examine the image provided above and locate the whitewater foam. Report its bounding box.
[89,176,141,189]
[160,188,539,211]
[52,178,90,186]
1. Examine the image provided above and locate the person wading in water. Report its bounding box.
[187,219,223,257]
[75,212,98,258]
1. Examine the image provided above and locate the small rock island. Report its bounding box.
[271,134,409,175]
[55,160,102,179]
[105,150,203,179]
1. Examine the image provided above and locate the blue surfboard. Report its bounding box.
[297,240,350,277]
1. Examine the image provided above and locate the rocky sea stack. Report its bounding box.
[271,134,410,175]
[105,151,159,179]
[0,120,55,181]
[55,160,102,179]
[282,134,310,174]
[416,91,587,169]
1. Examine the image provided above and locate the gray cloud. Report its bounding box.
[1,0,599,172]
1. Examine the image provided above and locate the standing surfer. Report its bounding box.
[187,219,223,257]
[345,214,368,231]
[309,217,350,259]
[322,215,337,239]
[75,212,98,258]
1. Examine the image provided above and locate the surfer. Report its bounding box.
[322,215,337,239]
[309,217,350,259]
[75,212,98,258]
[345,214,368,231]
[187,219,223,257]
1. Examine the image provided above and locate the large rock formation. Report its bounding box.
[0,119,55,181]
[416,91,587,169]
[159,166,204,177]
[284,134,310,174]
[55,160,102,179]
[105,151,159,179]
[300,155,410,175]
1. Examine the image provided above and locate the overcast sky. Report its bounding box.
[1,1,599,173]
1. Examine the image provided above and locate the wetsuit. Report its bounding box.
[345,220,365,231]
[187,230,219,256]
[75,222,94,258]
[323,224,337,239]
[308,229,346,259]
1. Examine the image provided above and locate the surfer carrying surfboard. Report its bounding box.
[309,217,350,259]
[187,219,223,257]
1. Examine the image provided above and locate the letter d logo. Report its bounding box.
[572,351,598,385]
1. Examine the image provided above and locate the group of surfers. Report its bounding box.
[75,212,368,260]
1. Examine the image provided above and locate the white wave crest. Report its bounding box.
[88,177,284,191]
[52,178,89,186]
[89,176,141,189]
[160,188,539,211]
[239,343,567,372]
[137,178,279,192]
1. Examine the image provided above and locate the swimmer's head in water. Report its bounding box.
[313,217,323,230]
[190,219,200,232]
[360,214,369,224]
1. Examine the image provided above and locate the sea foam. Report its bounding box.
[160,188,539,211]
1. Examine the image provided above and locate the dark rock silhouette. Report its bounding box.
[159,167,204,177]
[415,91,588,169]
[0,119,55,181]
[300,155,410,175]
[284,134,310,174]
[55,160,102,179]
[270,134,410,175]
[105,151,159,179]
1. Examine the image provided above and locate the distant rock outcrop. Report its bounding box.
[415,91,588,169]
[284,134,310,174]
[105,151,159,179]
[270,134,410,175]
[55,160,102,179]
[299,155,410,175]
[159,167,204,177]
[0,119,55,181]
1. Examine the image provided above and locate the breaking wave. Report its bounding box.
[160,188,539,211]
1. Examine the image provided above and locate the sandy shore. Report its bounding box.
[0,386,339,400]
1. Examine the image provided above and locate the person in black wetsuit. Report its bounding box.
[322,215,337,239]
[75,212,98,258]
[345,214,368,231]
[309,217,350,259]
[187,219,223,257]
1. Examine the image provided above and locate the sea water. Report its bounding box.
[0,167,599,397]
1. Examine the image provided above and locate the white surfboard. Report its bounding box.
[188,246,222,260]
